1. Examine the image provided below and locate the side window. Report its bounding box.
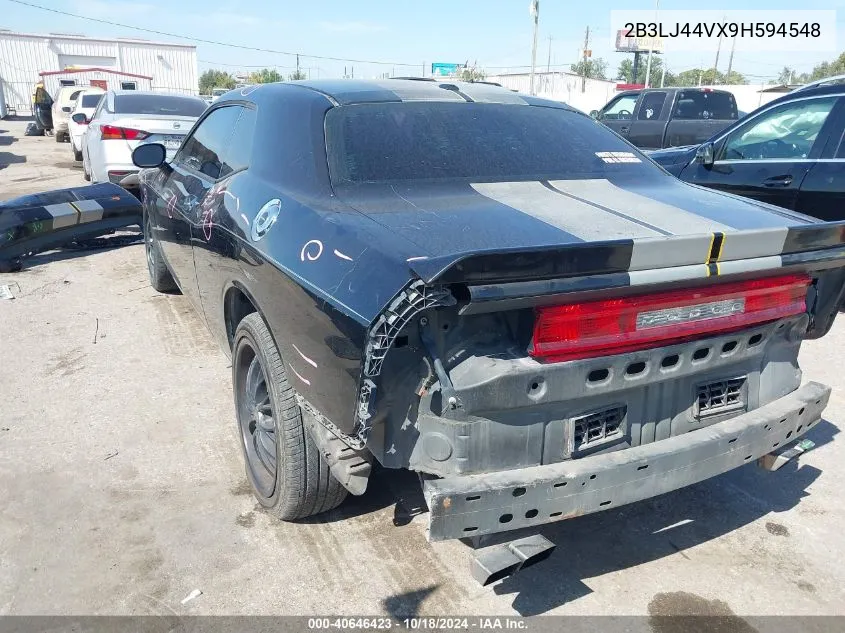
[720,97,837,161]
[120,81,137,90]
[90,96,107,121]
[220,107,256,178]
[637,92,666,120]
[175,106,241,180]
[673,91,737,120]
[601,94,638,120]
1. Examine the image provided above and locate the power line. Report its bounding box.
[199,59,299,70]
[6,0,421,67]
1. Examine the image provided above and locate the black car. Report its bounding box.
[649,83,845,222]
[126,80,845,569]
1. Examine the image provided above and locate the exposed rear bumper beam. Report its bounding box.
[424,381,830,542]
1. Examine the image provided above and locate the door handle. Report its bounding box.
[763,175,793,188]
[620,126,630,134]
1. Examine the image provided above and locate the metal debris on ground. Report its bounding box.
[758,438,817,471]
[180,589,203,604]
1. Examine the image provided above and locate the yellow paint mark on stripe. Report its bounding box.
[715,262,720,276]
[715,234,725,261]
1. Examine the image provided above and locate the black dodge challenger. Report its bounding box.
[126,79,845,552]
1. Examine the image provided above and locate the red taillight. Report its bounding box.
[100,125,150,141]
[530,274,811,362]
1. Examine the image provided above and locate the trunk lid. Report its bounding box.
[335,177,821,283]
[108,115,197,158]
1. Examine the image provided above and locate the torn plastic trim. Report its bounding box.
[353,279,456,445]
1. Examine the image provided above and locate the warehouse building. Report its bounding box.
[0,29,198,115]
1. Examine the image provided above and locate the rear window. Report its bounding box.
[81,94,103,107]
[326,102,660,184]
[113,94,207,117]
[672,91,738,120]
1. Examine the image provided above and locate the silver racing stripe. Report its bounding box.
[718,227,789,261]
[70,199,104,223]
[547,179,732,235]
[470,181,664,241]
[43,203,80,229]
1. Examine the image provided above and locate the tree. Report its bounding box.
[199,69,235,94]
[248,68,282,84]
[804,52,845,82]
[288,69,307,80]
[670,67,746,86]
[617,56,670,85]
[570,57,608,80]
[458,64,486,82]
[777,66,796,85]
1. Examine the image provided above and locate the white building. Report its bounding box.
[0,30,198,114]
[486,71,620,114]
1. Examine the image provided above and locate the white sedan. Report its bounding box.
[81,90,208,186]
[68,88,105,161]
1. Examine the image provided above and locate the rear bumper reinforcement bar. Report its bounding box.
[423,381,830,542]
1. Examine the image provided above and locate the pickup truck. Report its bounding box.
[19,79,845,585]
[592,87,740,150]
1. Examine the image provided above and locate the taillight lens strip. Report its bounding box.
[100,125,150,141]
[531,273,811,361]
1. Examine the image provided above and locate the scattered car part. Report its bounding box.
[0,183,142,272]
[758,438,816,471]
[470,534,556,586]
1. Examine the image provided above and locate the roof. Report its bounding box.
[287,79,555,107]
[39,67,153,80]
[0,29,196,49]
[758,82,845,110]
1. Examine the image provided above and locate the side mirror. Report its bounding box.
[132,143,167,168]
[589,109,599,119]
[71,113,88,124]
[695,142,715,167]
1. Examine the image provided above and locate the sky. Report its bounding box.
[1,0,843,83]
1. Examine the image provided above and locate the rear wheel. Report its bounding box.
[233,313,346,520]
[73,143,82,162]
[144,209,177,293]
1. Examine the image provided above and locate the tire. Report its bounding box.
[144,209,178,293]
[55,132,63,143]
[232,312,347,520]
[73,145,82,162]
[82,153,91,181]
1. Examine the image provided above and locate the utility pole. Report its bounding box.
[726,37,736,81]
[581,26,590,92]
[422,61,426,77]
[547,35,553,73]
[660,63,666,87]
[296,54,300,78]
[529,0,540,95]
[714,34,722,73]
[644,0,660,87]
